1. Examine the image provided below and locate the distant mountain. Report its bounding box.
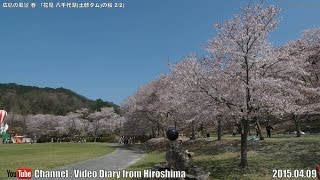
[0,83,119,115]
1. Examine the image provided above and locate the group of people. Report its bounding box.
[118,136,134,145]
[255,123,273,138]
[232,123,274,138]
[50,137,88,143]
[50,138,63,143]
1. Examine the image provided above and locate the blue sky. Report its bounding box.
[0,0,319,105]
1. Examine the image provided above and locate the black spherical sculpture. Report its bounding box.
[166,128,179,141]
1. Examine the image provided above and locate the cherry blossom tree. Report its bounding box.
[203,3,320,167]
[165,4,319,167]
[26,114,64,140]
[122,78,174,137]
[87,107,118,142]
[121,111,154,137]
[5,113,27,135]
[121,73,212,139]
[121,85,160,137]
[301,28,320,88]
[169,56,233,140]
[275,28,320,137]
[122,3,320,169]
[25,107,121,143]
[74,108,90,138]
[64,111,84,142]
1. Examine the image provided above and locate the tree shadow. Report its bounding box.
[117,144,146,154]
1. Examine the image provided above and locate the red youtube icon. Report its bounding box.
[16,168,32,179]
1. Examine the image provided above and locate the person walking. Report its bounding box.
[232,124,238,137]
[266,124,273,138]
[118,136,123,145]
[255,123,259,138]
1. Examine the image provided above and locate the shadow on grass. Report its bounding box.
[118,144,146,154]
[192,155,248,179]
[128,151,166,171]
[107,143,146,154]
[131,136,320,179]
[129,162,160,170]
[254,141,320,170]
[192,139,320,179]
[185,139,240,156]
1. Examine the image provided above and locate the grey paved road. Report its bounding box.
[32,144,145,180]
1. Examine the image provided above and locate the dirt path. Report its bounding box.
[33,144,145,179]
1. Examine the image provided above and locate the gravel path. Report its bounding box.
[32,144,145,180]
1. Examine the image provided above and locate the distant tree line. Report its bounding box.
[5,107,123,143]
[0,83,120,115]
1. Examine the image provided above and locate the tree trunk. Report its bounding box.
[217,118,222,141]
[191,120,196,140]
[163,126,167,138]
[294,114,301,137]
[255,117,264,140]
[157,122,160,137]
[239,118,249,168]
[240,55,251,168]
[200,123,205,137]
[119,119,122,135]
[94,136,97,142]
[151,127,155,138]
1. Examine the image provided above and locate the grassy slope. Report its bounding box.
[128,134,320,180]
[0,143,114,178]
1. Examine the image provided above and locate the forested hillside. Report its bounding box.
[0,83,119,115]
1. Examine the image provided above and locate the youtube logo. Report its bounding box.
[16,168,32,179]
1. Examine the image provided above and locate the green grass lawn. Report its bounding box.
[0,143,114,178]
[128,134,320,180]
